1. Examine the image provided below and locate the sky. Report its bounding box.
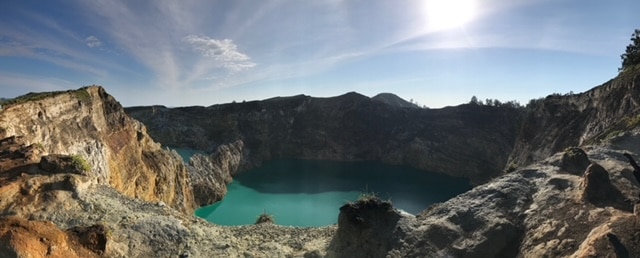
[0,0,638,108]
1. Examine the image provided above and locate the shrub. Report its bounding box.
[71,155,91,172]
[73,88,92,103]
[620,29,640,71]
[33,142,45,151]
[255,210,275,224]
[505,162,518,173]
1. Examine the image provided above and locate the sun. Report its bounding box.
[424,0,477,31]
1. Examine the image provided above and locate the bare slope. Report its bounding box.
[0,86,195,213]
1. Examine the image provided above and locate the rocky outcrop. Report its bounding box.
[560,147,591,175]
[327,196,413,258]
[579,163,631,211]
[324,133,640,257]
[0,87,195,213]
[0,136,334,257]
[508,68,640,168]
[4,123,640,257]
[127,92,524,184]
[0,217,102,258]
[187,140,244,206]
[2,67,640,257]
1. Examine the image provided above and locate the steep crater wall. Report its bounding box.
[509,67,640,168]
[0,86,195,213]
[126,93,524,192]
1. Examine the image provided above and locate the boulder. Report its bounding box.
[560,147,590,175]
[580,163,631,211]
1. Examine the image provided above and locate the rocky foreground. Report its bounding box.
[0,67,640,257]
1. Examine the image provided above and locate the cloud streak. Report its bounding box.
[85,36,102,48]
[183,35,256,71]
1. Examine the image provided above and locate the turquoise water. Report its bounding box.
[195,159,472,227]
[172,147,204,163]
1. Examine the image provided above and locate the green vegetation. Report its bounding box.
[620,29,640,72]
[354,187,393,207]
[71,154,91,172]
[33,142,45,151]
[505,162,518,173]
[1,91,64,107]
[563,147,583,156]
[585,114,640,144]
[468,96,523,109]
[255,210,275,224]
[0,87,93,108]
[357,190,380,204]
[73,88,92,103]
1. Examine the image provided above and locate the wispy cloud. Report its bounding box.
[73,1,262,90]
[85,36,102,48]
[183,35,256,71]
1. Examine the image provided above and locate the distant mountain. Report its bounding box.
[371,93,419,108]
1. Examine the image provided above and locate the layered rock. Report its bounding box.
[0,136,334,257]
[508,68,640,168]
[0,87,195,213]
[187,140,244,206]
[325,141,640,257]
[127,92,524,185]
[1,67,640,257]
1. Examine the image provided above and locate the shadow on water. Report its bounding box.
[234,159,472,206]
[197,159,473,226]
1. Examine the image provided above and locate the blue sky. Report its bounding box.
[0,0,638,108]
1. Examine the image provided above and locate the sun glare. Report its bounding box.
[424,0,477,31]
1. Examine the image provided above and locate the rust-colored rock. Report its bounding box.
[0,217,100,258]
[580,163,631,211]
[0,87,195,213]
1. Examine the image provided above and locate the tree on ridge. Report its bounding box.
[620,29,640,71]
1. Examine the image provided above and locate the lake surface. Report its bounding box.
[195,159,472,227]
[172,147,204,163]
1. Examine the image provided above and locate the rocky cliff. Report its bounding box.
[0,86,195,213]
[126,67,640,209]
[508,66,640,168]
[0,135,333,257]
[2,67,640,257]
[126,92,523,187]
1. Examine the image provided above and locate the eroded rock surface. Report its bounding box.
[187,140,244,206]
[2,68,640,257]
[0,134,334,257]
[0,87,195,213]
[126,93,523,185]
[0,217,102,258]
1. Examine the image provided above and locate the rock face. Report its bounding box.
[559,147,591,175]
[0,217,102,258]
[325,142,640,257]
[328,197,412,258]
[0,87,195,213]
[126,92,523,185]
[2,68,640,257]
[579,163,631,211]
[0,136,335,257]
[508,68,640,168]
[187,140,244,206]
